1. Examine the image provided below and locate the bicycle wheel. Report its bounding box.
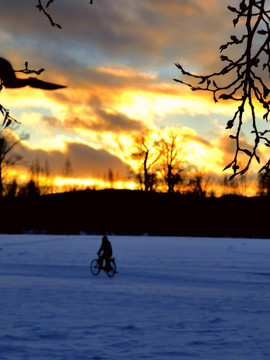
[106,259,117,278]
[90,259,100,276]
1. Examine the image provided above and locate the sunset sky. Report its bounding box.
[0,0,267,192]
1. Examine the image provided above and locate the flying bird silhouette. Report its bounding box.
[0,57,66,90]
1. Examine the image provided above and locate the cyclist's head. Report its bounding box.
[102,235,108,243]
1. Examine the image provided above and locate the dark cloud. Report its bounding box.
[88,108,146,133]
[42,89,148,135]
[16,140,131,179]
[56,63,164,93]
[0,0,233,70]
[42,107,146,134]
[0,0,237,111]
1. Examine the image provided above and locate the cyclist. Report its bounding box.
[97,235,113,271]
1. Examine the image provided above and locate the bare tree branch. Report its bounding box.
[175,0,270,179]
[36,0,94,29]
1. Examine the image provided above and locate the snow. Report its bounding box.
[0,234,270,359]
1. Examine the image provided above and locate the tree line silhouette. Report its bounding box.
[1,128,270,199]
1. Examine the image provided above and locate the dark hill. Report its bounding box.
[0,189,268,238]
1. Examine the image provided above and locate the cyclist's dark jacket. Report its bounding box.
[97,239,112,258]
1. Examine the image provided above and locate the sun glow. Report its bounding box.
[53,177,137,192]
[1,88,65,113]
[185,141,224,173]
[115,88,237,127]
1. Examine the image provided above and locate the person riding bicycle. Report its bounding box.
[97,235,113,271]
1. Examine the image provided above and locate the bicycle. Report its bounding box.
[90,257,117,278]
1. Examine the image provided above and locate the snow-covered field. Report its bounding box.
[0,234,270,360]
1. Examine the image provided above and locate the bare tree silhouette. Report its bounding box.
[258,171,270,195]
[63,157,73,192]
[187,173,206,197]
[175,1,270,179]
[29,158,54,195]
[160,128,185,193]
[0,131,27,197]
[108,168,115,189]
[36,0,94,28]
[131,131,162,192]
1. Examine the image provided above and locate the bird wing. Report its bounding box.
[0,57,66,90]
[28,77,66,90]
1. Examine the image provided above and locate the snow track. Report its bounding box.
[0,235,270,359]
